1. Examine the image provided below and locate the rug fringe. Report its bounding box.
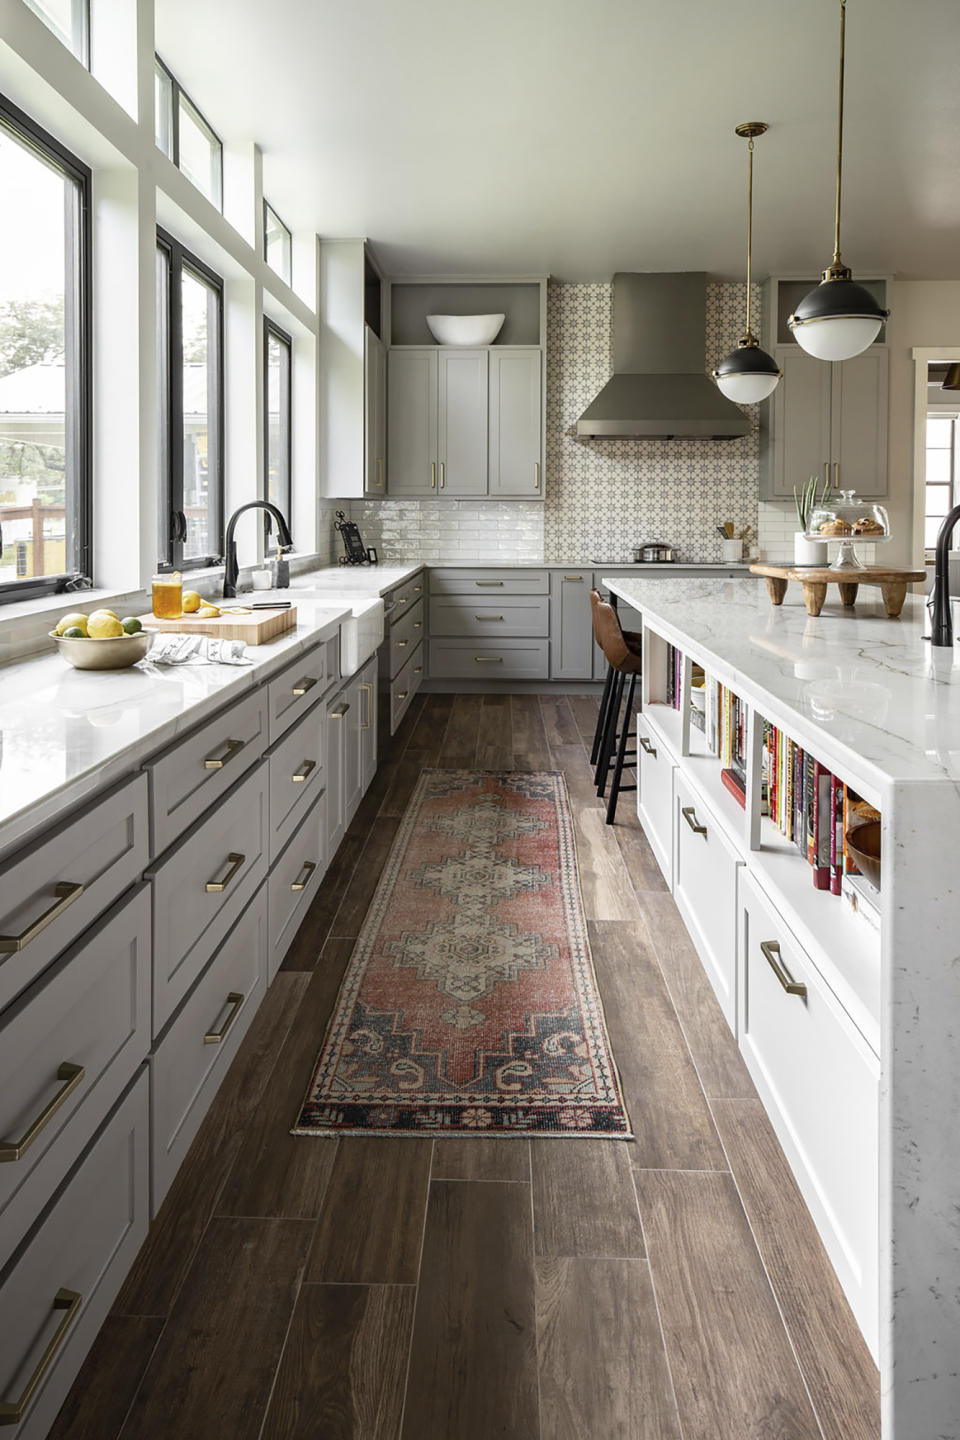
[290,1126,635,1140]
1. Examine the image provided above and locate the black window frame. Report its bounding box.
[24,0,89,64]
[0,90,91,605]
[154,55,223,211]
[156,227,224,573]
[263,200,292,285]
[263,317,292,552]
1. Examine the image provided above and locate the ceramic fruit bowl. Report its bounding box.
[425,313,505,346]
[845,819,881,888]
[50,630,152,670]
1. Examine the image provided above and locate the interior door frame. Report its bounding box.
[912,346,960,568]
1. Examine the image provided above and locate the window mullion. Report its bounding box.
[169,243,185,569]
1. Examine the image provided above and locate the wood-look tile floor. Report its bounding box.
[50,693,880,1440]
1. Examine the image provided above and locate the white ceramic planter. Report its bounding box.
[794,532,828,567]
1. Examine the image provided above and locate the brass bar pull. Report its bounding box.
[203,737,244,771]
[397,638,408,648]
[205,852,245,894]
[0,882,84,955]
[0,1288,82,1424]
[474,656,504,663]
[681,805,707,837]
[430,462,436,490]
[291,676,318,697]
[760,940,807,998]
[833,460,840,489]
[0,1063,85,1162]
[475,580,504,587]
[563,575,583,582]
[204,991,245,1044]
[330,702,350,718]
[413,584,422,593]
[291,760,316,784]
[377,458,384,489]
[290,861,317,893]
[413,620,422,629]
[823,460,829,490]
[639,736,657,757]
[414,666,422,674]
[397,690,408,701]
[534,462,540,492]
[439,462,445,490]
[475,615,504,621]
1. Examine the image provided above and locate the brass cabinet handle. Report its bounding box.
[360,681,373,730]
[397,638,408,648]
[290,860,317,893]
[330,702,350,718]
[291,760,316,784]
[0,1287,82,1424]
[475,580,504,586]
[292,675,318,697]
[439,461,445,490]
[0,881,84,955]
[474,656,504,663]
[823,460,830,489]
[397,595,408,604]
[563,575,583,582]
[681,805,707,837]
[430,462,436,490]
[377,457,384,489]
[413,620,422,629]
[534,461,541,491]
[475,615,504,621]
[203,736,244,771]
[397,690,408,701]
[760,940,807,999]
[639,736,657,757]
[414,666,422,674]
[0,1062,85,1162]
[204,991,245,1044]
[833,461,839,489]
[205,852,245,894]
[413,584,422,592]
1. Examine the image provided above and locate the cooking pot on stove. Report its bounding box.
[632,542,674,563]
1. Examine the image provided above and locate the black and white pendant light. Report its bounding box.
[714,122,782,405]
[788,0,889,361]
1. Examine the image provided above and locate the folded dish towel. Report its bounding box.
[143,634,252,666]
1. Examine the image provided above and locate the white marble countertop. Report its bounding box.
[602,574,960,788]
[289,564,422,596]
[0,596,352,855]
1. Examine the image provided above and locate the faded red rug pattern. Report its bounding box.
[294,770,631,1137]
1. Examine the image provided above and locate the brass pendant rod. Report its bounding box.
[833,0,846,268]
[745,136,754,338]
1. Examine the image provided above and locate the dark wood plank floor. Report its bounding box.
[50,692,880,1440]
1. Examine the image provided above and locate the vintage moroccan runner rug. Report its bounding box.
[293,770,631,1138]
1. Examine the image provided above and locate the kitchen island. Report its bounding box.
[603,573,960,1440]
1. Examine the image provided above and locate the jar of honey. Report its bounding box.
[152,572,182,619]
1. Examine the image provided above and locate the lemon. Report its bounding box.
[198,604,221,619]
[56,612,89,636]
[87,613,124,639]
[121,617,142,634]
[100,609,119,620]
[182,591,202,614]
[62,626,86,639]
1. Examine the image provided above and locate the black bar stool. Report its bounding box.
[589,591,642,824]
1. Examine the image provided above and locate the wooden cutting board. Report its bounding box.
[138,606,297,644]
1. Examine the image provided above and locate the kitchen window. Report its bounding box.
[924,413,959,551]
[0,93,91,602]
[264,202,292,285]
[264,318,292,549]
[154,57,223,210]
[156,229,223,571]
[22,0,89,62]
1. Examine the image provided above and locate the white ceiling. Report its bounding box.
[156,0,960,282]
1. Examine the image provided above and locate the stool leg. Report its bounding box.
[596,671,624,796]
[590,664,614,766]
[606,672,637,824]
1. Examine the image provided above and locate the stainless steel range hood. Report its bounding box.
[576,273,749,440]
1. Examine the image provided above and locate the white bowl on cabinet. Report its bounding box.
[425,313,505,346]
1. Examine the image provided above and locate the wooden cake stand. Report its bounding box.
[750,563,926,617]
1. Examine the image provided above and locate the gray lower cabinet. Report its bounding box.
[549,569,593,679]
[380,573,425,736]
[387,349,438,495]
[489,349,543,498]
[439,349,487,495]
[429,637,550,681]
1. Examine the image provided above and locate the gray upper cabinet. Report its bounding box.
[438,350,488,495]
[550,570,593,679]
[489,349,542,498]
[364,325,386,496]
[387,348,439,495]
[832,349,889,498]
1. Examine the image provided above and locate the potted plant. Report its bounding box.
[793,474,831,566]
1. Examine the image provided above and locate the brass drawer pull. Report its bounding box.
[639,736,657,757]
[0,1287,82,1424]
[474,656,504,663]
[204,991,245,1044]
[397,595,409,604]
[534,461,541,491]
[292,760,316,784]
[330,702,350,718]
[760,940,807,999]
[430,462,436,490]
[203,736,244,771]
[0,882,84,955]
[290,860,317,893]
[681,805,707,837]
[413,584,422,592]
[291,675,318,697]
[360,681,373,730]
[414,666,422,674]
[563,575,583,582]
[397,690,408,701]
[439,461,446,490]
[0,1062,85,1162]
[376,457,384,488]
[397,638,408,648]
[475,580,504,586]
[205,852,245,893]
[476,615,504,621]
[413,620,422,628]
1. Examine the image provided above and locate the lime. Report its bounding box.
[63,626,86,638]
[121,617,143,634]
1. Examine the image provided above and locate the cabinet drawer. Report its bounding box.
[428,638,549,680]
[151,889,266,1212]
[673,772,743,1032]
[267,640,329,743]
[0,1072,149,1440]
[149,762,268,1034]
[385,573,425,615]
[388,597,424,678]
[429,595,550,638]
[146,688,267,856]
[266,701,325,864]
[738,867,879,1356]
[390,642,424,733]
[0,887,150,1262]
[267,792,327,981]
[0,774,148,1014]
[636,714,675,888]
[430,568,549,596]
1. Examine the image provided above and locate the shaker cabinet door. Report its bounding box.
[832,348,889,498]
[488,349,542,498]
[762,346,832,500]
[438,349,488,495]
[387,349,438,495]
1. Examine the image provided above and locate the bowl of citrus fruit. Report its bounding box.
[50,609,151,670]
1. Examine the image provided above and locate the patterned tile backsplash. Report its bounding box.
[330,280,788,565]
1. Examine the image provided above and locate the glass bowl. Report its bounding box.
[805,490,890,570]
